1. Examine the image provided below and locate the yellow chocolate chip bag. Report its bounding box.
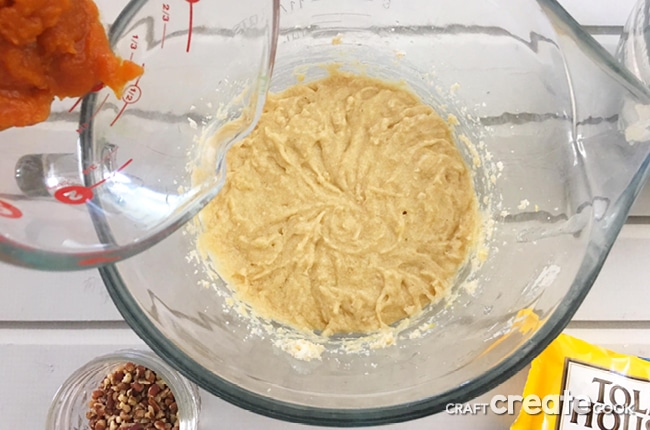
[511,333,650,430]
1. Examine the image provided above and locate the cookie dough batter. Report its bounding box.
[199,71,480,335]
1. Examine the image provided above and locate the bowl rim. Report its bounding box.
[98,242,608,426]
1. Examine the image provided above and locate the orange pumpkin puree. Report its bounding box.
[0,0,144,130]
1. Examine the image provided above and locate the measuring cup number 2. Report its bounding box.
[54,186,95,205]
[53,158,134,205]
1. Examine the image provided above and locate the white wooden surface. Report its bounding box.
[3,1,650,429]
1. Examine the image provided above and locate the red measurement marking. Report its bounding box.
[110,67,145,127]
[69,97,83,113]
[162,24,168,49]
[55,159,133,206]
[162,3,170,49]
[0,200,22,219]
[129,34,139,61]
[163,3,171,21]
[78,256,119,267]
[90,158,134,189]
[54,186,94,205]
[186,0,200,52]
[111,104,129,127]
[83,147,118,176]
[77,93,110,134]
[122,85,142,104]
[135,72,143,87]
[68,82,107,112]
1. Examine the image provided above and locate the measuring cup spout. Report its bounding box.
[15,153,82,198]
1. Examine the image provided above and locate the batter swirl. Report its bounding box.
[198,71,480,335]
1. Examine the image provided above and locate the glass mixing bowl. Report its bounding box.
[97,0,650,426]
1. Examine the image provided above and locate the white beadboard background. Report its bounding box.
[2,1,650,429]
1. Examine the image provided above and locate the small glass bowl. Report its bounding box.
[46,349,200,430]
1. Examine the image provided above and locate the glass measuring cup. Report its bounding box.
[94,0,650,426]
[0,0,279,270]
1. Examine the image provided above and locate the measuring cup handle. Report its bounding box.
[15,153,80,197]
